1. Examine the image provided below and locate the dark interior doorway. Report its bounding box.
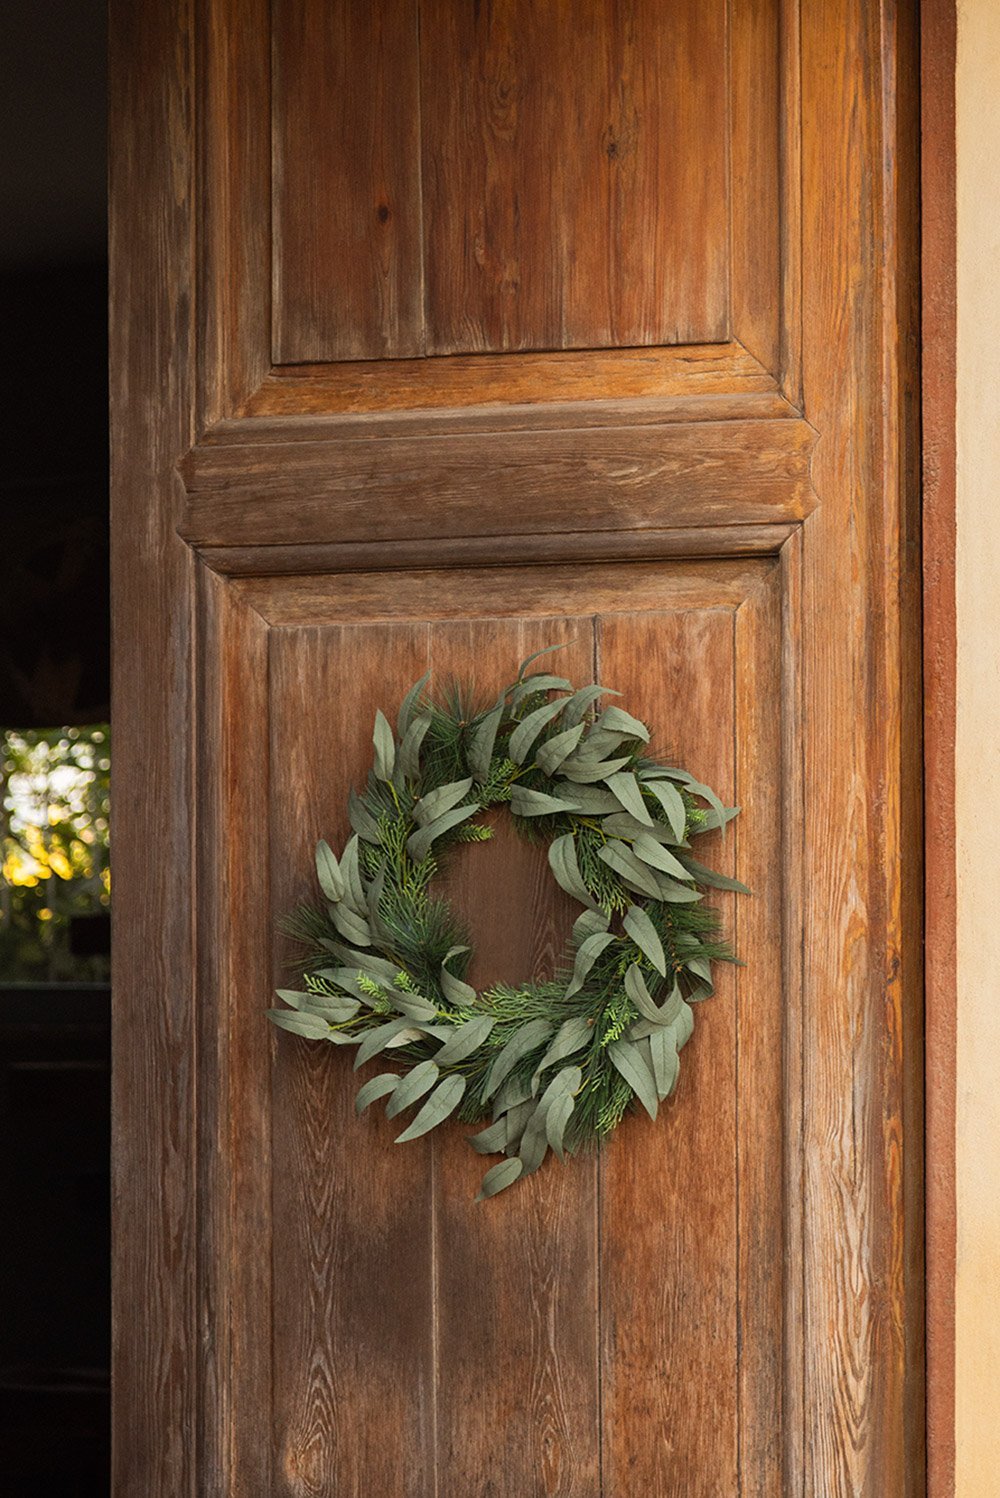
[1,5,110,1490]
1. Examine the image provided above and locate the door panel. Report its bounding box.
[111,0,922,1492]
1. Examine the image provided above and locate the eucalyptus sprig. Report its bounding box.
[270,646,747,1198]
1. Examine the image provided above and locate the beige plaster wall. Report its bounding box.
[955,2,1000,1490]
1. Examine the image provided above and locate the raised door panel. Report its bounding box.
[205,559,787,1495]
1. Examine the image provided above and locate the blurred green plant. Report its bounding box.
[1,724,110,983]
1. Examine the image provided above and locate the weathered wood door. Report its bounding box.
[110,2,923,1493]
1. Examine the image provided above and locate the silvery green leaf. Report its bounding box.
[649,1026,680,1099]
[682,778,732,835]
[393,991,438,1022]
[354,1019,416,1068]
[268,1008,331,1040]
[327,945,405,987]
[434,1015,495,1067]
[331,902,372,948]
[274,987,311,1011]
[467,1117,508,1154]
[397,670,431,736]
[596,706,651,743]
[674,1000,695,1050]
[395,1073,467,1142]
[413,777,474,828]
[300,992,362,1023]
[639,764,694,783]
[355,1073,400,1114]
[502,1099,537,1148]
[631,834,692,882]
[314,966,369,1001]
[516,641,571,679]
[572,907,610,944]
[365,864,388,938]
[546,1092,575,1161]
[644,779,687,841]
[399,713,431,779]
[533,1015,593,1084]
[623,907,667,975]
[386,1060,439,1118]
[608,1038,659,1120]
[476,1157,524,1200]
[439,946,477,1006]
[565,930,616,998]
[554,783,619,815]
[315,840,345,902]
[597,840,662,899]
[674,853,750,894]
[509,698,569,764]
[700,804,740,833]
[510,674,572,706]
[467,702,503,783]
[372,709,396,782]
[493,1070,535,1113]
[623,964,661,1022]
[535,722,586,775]
[547,833,598,909]
[654,873,703,903]
[601,813,676,844]
[340,834,366,914]
[559,753,632,784]
[577,726,629,759]
[684,955,714,988]
[385,1025,425,1047]
[348,789,382,844]
[517,1101,551,1175]
[561,683,620,726]
[510,786,579,818]
[482,1018,554,1100]
[604,771,654,826]
[407,803,479,862]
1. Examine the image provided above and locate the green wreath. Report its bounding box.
[270,646,747,1199]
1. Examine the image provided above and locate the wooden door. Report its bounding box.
[110,2,923,1494]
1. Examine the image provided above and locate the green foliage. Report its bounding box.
[269,649,746,1199]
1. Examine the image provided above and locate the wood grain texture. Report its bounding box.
[272,0,423,363]
[269,623,436,1498]
[109,0,198,1492]
[178,416,817,551]
[430,619,600,1498]
[420,0,728,354]
[730,0,782,374]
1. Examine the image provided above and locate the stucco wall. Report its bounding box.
[955,2,1000,1490]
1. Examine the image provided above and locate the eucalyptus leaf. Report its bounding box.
[502,1099,537,1148]
[622,907,667,974]
[492,1070,536,1114]
[268,1009,331,1040]
[348,788,382,844]
[314,967,369,1002]
[676,853,750,893]
[649,1026,680,1099]
[392,991,438,1022]
[355,1073,400,1114]
[385,1060,439,1118]
[482,1018,554,1101]
[510,674,572,706]
[560,683,620,727]
[604,771,654,826]
[510,786,579,818]
[331,902,372,948]
[467,703,503,783]
[395,1074,467,1142]
[653,873,703,904]
[601,813,678,845]
[324,946,404,988]
[644,778,687,841]
[546,1092,575,1161]
[372,709,396,782]
[509,698,569,764]
[406,803,479,862]
[597,840,662,900]
[399,713,431,779]
[354,1019,418,1069]
[476,1157,524,1200]
[565,930,616,998]
[607,1038,659,1120]
[397,670,431,736]
[315,839,345,902]
[596,706,651,743]
[340,834,366,914]
[559,753,632,784]
[535,721,586,776]
[532,1015,594,1084]
[572,907,610,944]
[631,834,693,882]
[623,964,677,1024]
[516,641,572,679]
[553,783,619,815]
[467,1117,509,1155]
[439,946,477,1007]
[413,777,475,828]
[433,1015,495,1067]
[547,833,599,909]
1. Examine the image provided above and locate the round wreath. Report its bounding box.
[270,646,747,1199]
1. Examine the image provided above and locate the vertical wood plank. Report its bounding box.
[598,609,739,1497]
[430,617,601,1498]
[272,0,423,363]
[420,0,729,354]
[730,0,782,372]
[269,623,436,1498]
